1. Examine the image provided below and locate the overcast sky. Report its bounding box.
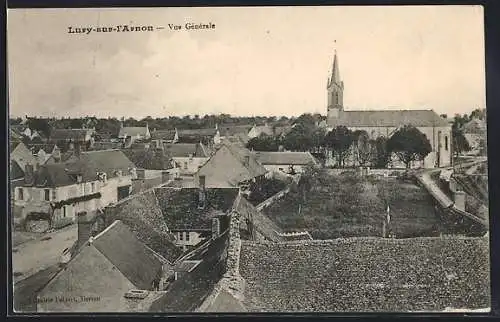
[7,6,485,118]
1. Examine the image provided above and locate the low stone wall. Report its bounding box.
[256,187,291,212]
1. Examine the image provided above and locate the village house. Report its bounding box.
[49,128,96,151]
[10,142,38,180]
[325,50,452,168]
[195,142,267,189]
[27,144,60,165]
[251,151,319,174]
[155,185,240,251]
[118,122,151,146]
[12,148,137,232]
[165,143,210,176]
[37,220,171,312]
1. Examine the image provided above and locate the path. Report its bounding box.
[12,224,77,283]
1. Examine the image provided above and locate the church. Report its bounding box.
[325,50,452,169]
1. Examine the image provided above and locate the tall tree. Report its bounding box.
[387,125,432,168]
[352,130,373,166]
[246,134,280,151]
[452,124,471,157]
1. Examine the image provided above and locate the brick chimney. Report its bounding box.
[76,211,97,250]
[24,164,35,186]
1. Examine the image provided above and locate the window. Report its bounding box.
[185,232,190,242]
[91,182,96,193]
[445,136,449,151]
[44,189,50,201]
[63,206,66,218]
[179,232,183,241]
[52,189,57,201]
[17,188,24,201]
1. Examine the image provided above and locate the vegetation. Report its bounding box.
[387,125,432,168]
[247,177,288,206]
[264,170,443,239]
[246,134,280,152]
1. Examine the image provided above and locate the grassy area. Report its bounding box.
[264,173,444,239]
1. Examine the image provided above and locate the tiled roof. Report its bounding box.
[240,237,490,312]
[10,142,37,171]
[121,148,173,170]
[219,125,253,137]
[27,144,56,155]
[149,231,230,312]
[151,130,176,140]
[165,143,208,158]
[92,141,124,150]
[65,149,136,181]
[50,128,94,141]
[33,163,76,187]
[119,127,148,137]
[252,152,319,166]
[197,143,267,187]
[92,220,164,290]
[232,194,284,242]
[328,109,450,128]
[155,187,240,230]
[104,189,183,263]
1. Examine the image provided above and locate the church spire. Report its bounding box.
[330,48,341,85]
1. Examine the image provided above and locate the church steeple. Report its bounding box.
[327,45,344,120]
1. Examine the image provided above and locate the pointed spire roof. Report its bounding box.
[330,49,341,85]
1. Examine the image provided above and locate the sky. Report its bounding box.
[7,6,485,119]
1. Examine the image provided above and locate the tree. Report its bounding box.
[352,130,373,166]
[387,125,432,168]
[372,136,390,168]
[246,134,280,151]
[452,124,471,157]
[282,123,313,152]
[332,126,354,168]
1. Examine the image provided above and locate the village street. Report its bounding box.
[12,224,77,283]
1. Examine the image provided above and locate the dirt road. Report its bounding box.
[12,224,77,283]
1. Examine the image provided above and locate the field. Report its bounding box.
[263,173,445,239]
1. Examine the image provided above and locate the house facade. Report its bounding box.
[118,123,151,145]
[12,150,137,231]
[252,151,319,174]
[325,50,452,169]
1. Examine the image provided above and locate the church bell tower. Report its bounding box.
[327,49,344,120]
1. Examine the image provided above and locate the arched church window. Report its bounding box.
[445,136,448,151]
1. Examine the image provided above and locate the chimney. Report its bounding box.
[24,164,35,186]
[76,211,97,250]
[212,217,220,239]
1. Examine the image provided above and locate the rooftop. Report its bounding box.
[154,187,240,230]
[239,237,490,312]
[328,109,450,128]
[252,151,319,166]
[104,189,183,263]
